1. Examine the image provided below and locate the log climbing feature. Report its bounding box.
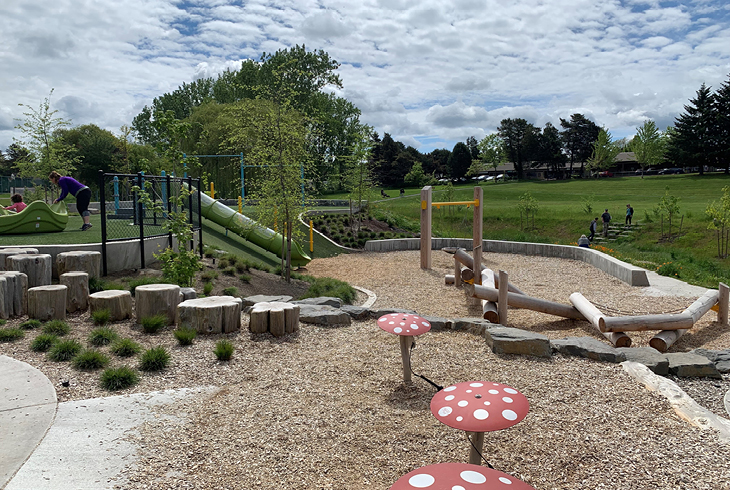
[481,269,499,323]
[650,289,719,352]
[135,283,180,325]
[57,251,102,279]
[28,285,67,321]
[7,253,52,287]
[89,290,133,321]
[178,296,243,334]
[471,284,585,320]
[453,248,525,295]
[568,293,631,347]
[0,271,28,318]
[60,272,89,313]
[0,248,39,271]
[249,301,299,337]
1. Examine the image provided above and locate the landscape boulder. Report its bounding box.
[485,326,552,358]
[552,337,627,363]
[298,304,351,326]
[666,352,722,378]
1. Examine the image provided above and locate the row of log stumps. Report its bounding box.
[249,301,300,337]
[57,251,101,279]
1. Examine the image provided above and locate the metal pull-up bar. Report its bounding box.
[426,199,480,210]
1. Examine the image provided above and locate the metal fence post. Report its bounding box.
[137,172,146,269]
[197,178,203,257]
[99,171,108,276]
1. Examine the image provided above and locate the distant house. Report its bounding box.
[614,152,639,172]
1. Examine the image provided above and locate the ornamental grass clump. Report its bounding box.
[48,339,83,362]
[31,334,58,352]
[222,286,238,296]
[139,346,171,371]
[100,366,139,391]
[110,338,142,357]
[88,327,118,347]
[42,320,70,336]
[72,350,110,371]
[174,327,197,346]
[91,308,112,326]
[214,340,234,361]
[203,282,213,295]
[140,314,167,334]
[20,319,42,330]
[0,327,25,342]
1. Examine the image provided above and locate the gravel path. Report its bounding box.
[1,250,728,489]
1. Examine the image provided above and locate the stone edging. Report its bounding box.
[364,238,649,287]
[353,286,377,308]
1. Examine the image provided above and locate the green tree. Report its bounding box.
[534,122,566,177]
[404,161,431,187]
[560,113,601,176]
[57,124,123,190]
[342,128,375,233]
[517,192,539,230]
[706,186,730,258]
[632,120,666,177]
[669,83,715,175]
[714,74,730,174]
[469,133,505,181]
[498,118,537,180]
[13,89,79,200]
[448,142,472,180]
[657,187,681,239]
[586,128,620,174]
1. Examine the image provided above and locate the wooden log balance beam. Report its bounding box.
[471,284,584,320]
[453,248,525,295]
[568,293,631,347]
[650,289,719,353]
[481,269,499,323]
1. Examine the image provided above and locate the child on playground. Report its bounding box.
[4,194,27,213]
[49,171,92,231]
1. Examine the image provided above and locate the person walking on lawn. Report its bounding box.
[626,204,634,225]
[589,217,598,241]
[49,171,92,231]
[601,209,611,237]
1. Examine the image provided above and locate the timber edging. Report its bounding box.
[364,238,650,287]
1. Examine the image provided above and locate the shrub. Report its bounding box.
[92,308,112,326]
[100,366,139,391]
[214,340,234,361]
[88,327,118,346]
[31,334,58,352]
[129,277,166,297]
[110,338,141,357]
[88,276,105,293]
[222,286,238,296]
[235,262,248,273]
[217,258,230,269]
[174,327,197,346]
[73,350,110,370]
[139,346,171,371]
[239,274,251,284]
[301,277,357,305]
[20,319,42,330]
[48,339,83,361]
[42,320,70,336]
[203,282,213,295]
[223,266,236,276]
[140,314,168,334]
[0,319,5,326]
[0,327,24,342]
[656,261,682,278]
[201,270,218,282]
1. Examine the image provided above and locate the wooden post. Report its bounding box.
[60,272,89,313]
[399,335,412,383]
[569,293,631,347]
[468,432,485,465]
[480,269,499,323]
[454,256,462,287]
[650,289,719,352]
[498,270,509,325]
[473,187,483,285]
[420,186,432,269]
[719,283,729,325]
[28,285,67,321]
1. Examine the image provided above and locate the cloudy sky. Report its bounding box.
[1,0,729,154]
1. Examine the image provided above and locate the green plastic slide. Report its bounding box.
[197,190,311,267]
[0,201,69,234]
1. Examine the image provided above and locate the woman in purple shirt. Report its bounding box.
[49,171,92,231]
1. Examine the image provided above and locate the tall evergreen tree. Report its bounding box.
[447,142,472,180]
[498,118,535,180]
[559,113,600,176]
[714,75,730,174]
[669,83,715,175]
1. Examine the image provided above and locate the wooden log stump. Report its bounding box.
[650,289,719,352]
[0,248,39,271]
[28,285,67,321]
[7,253,52,287]
[60,272,89,313]
[481,269,499,323]
[0,271,28,317]
[0,276,7,319]
[135,284,180,326]
[56,251,102,279]
[89,290,133,321]
[178,296,242,334]
[249,301,300,337]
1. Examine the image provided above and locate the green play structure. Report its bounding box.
[197,190,311,267]
[0,201,69,234]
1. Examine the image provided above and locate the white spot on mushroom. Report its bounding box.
[412,324,419,330]
[499,476,513,484]
[502,409,518,421]
[457,400,468,407]
[452,486,466,490]
[389,321,395,325]
[483,401,491,406]
[460,470,487,484]
[408,473,435,488]
[473,409,489,420]
[502,397,513,403]
[445,395,455,401]
[488,389,499,394]
[443,386,457,392]
[394,327,402,333]
[504,388,518,394]
[438,406,453,417]
[423,321,430,327]
[456,416,463,422]
[470,382,483,387]
[466,390,472,393]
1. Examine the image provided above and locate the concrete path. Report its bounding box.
[642,270,709,297]
[0,355,57,489]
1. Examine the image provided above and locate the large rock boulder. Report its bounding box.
[292,297,343,308]
[551,337,626,363]
[242,295,293,308]
[340,305,370,320]
[485,326,552,358]
[690,348,730,373]
[666,352,722,378]
[616,347,669,375]
[298,304,351,326]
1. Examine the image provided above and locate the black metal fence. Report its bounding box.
[98,171,203,275]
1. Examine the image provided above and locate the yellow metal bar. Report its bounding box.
[432,199,479,209]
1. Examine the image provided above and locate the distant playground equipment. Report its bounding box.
[0,201,69,234]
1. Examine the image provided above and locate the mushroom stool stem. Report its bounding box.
[468,432,485,465]
[399,335,413,383]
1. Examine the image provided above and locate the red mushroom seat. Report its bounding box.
[389,463,536,489]
[377,313,431,336]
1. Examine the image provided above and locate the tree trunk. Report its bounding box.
[89,290,133,321]
[7,254,52,287]
[28,285,67,321]
[56,251,101,279]
[135,284,181,325]
[178,296,242,334]
[60,272,89,313]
